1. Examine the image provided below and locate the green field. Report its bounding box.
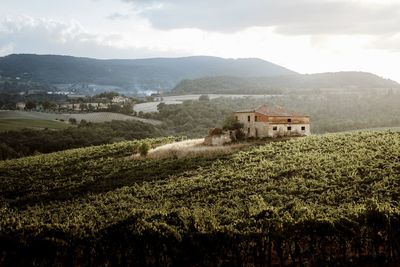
[0,118,71,131]
[0,110,161,127]
[1,132,400,266]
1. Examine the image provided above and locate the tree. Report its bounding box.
[96,91,119,100]
[68,118,77,125]
[157,102,166,111]
[121,102,133,115]
[146,96,154,102]
[79,119,88,126]
[79,103,88,111]
[199,94,210,101]
[222,114,243,130]
[25,101,36,110]
[88,104,95,112]
[42,101,56,110]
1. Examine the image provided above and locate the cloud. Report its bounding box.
[106,12,132,21]
[0,15,184,58]
[370,34,400,52]
[0,16,101,54]
[120,0,400,35]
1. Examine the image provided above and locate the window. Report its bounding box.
[288,118,292,123]
[247,128,250,134]
[235,116,238,120]
[287,126,292,131]
[301,126,306,131]
[248,116,251,122]
[255,116,258,122]
[273,126,277,131]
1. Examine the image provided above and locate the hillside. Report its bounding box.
[0,120,163,160]
[0,54,296,92]
[172,72,400,94]
[0,118,71,132]
[0,110,161,126]
[1,132,400,266]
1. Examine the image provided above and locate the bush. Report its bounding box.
[24,101,36,110]
[233,129,246,141]
[79,119,88,126]
[139,142,150,157]
[198,94,210,101]
[68,118,77,125]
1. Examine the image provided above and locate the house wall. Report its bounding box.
[235,112,311,138]
[254,112,269,122]
[236,112,257,137]
[267,123,310,137]
[204,133,232,146]
[268,116,310,124]
[16,103,26,110]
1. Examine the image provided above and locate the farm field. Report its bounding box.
[0,110,162,128]
[1,131,399,266]
[0,118,71,131]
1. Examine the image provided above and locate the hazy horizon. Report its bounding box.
[1,0,400,82]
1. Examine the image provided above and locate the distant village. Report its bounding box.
[16,93,129,112]
[0,77,165,114]
[12,90,164,115]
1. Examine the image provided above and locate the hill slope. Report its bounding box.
[172,72,400,94]
[0,54,296,92]
[1,132,400,265]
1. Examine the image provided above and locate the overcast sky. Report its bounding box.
[1,0,400,81]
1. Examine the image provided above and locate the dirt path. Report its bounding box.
[146,138,250,159]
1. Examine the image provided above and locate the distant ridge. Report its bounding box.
[0,54,297,92]
[171,72,400,94]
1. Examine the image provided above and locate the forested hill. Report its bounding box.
[0,54,296,91]
[172,72,400,94]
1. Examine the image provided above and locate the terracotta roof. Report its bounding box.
[235,105,308,117]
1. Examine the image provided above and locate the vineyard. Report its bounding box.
[1,132,400,266]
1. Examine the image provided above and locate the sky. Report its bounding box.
[1,0,400,81]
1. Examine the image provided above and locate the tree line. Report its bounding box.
[0,120,161,160]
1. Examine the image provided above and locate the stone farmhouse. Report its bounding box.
[234,105,311,138]
[15,102,26,110]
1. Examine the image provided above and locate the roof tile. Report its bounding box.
[236,105,307,117]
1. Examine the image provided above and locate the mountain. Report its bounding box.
[0,54,296,93]
[171,72,400,94]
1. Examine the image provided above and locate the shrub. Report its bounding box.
[234,129,246,141]
[139,142,150,157]
[198,94,210,101]
[79,119,88,126]
[68,118,77,125]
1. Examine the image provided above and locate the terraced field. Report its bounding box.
[1,132,399,266]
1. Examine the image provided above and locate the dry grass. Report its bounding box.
[145,138,247,159]
[131,137,284,160]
